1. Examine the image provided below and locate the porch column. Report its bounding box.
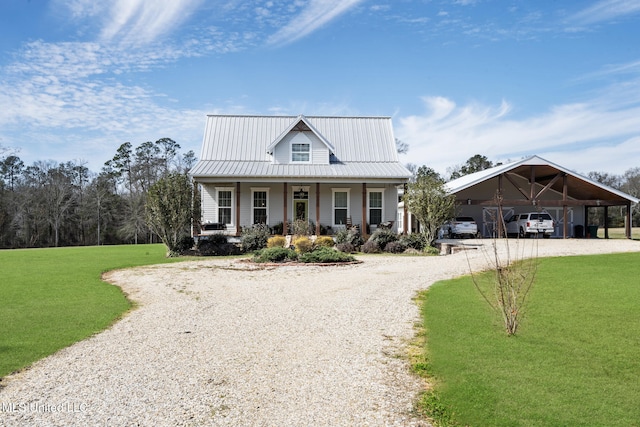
[283,183,288,236]
[235,182,241,236]
[315,183,321,235]
[604,206,609,239]
[362,183,367,234]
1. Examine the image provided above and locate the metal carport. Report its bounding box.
[445,156,639,239]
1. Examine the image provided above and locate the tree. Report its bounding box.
[468,192,538,336]
[449,154,494,180]
[155,137,181,176]
[395,138,409,154]
[145,173,193,257]
[1,155,24,191]
[104,142,133,193]
[404,166,455,246]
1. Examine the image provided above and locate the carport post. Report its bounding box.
[626,202,632,239]
[563,174,568,239]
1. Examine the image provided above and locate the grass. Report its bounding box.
[0,244,188,379]
[605,227,640,239]
[417,252,640,426]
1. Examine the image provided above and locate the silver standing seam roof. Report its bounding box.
[190,115,412,181]
[445,155,639,204]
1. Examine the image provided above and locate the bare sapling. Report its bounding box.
[466,192,539,335]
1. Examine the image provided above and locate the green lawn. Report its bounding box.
[418,252,640,426]
[0,244,186,379]
[605,227,640,239]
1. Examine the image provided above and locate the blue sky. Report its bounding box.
[1,0,639,177]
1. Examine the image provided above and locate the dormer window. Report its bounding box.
[291,142,310,162]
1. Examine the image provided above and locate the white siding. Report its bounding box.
[272,131,329,165]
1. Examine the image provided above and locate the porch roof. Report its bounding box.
[190,160,411,181]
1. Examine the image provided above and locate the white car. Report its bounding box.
[505,212,554,238]
[442,216,479,238]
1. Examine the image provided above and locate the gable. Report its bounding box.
[267,115,335,158]
[271,130,330,165]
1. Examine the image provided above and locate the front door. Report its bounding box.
[294,200,308,221]
[293,187,309,222]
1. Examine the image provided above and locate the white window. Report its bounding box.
[332,188,350,226]
[291,143,310,162]
[368,189,383,226]
[251,188,269,225]
[215,187,234,225]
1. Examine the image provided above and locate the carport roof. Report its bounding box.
[445,155,639,205]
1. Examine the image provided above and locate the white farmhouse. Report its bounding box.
[190,115,412,236]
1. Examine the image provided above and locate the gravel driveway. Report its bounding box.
[1,239,638,426]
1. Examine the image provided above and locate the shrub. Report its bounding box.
[292,236,313,254]
[336,242,355,253]
[423,245,440,256]
[271,222,284,235]
[253,247,298,263]
[314,236,335,249]
[175,235,194,254]
[292,219,312,236]
[309,221,329,235]
[298,247,355,263]
[398,233,428,251]
[335,226,364,248]
[368,229,398,249]
[240,224,270,252]
[361,240,381,254]
[267,235,287,248]
[384,241,406,253]
[197,234,230,256]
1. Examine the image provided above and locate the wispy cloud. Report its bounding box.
[267,0,365,46]
[395,81,640,175]
[100,0,204,45]
[571,0,640,24]
[57,0,205,46]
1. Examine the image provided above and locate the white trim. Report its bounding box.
[367,188,384,227]
[332,188,351,227]
[291,141,311,163]
[214,186,234,226]
[250,187,270,225]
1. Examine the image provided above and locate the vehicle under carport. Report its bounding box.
[442,155,639,239]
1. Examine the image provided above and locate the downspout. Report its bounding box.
[362,183,367,235]
[236,182,241,236]
[403,183,408,235]
[283,183,288,236]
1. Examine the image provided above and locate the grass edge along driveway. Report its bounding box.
[0,244,186,380]
[416,252,640,427]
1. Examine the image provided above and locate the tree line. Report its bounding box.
[0,139,196,249]
[1,148,637,250]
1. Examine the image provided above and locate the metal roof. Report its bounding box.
[445,155,639,204]
[192,115,411,180]
[190,160,412,181]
